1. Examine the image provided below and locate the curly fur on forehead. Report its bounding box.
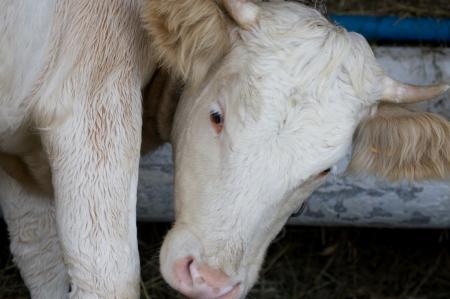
[230,2,385,108]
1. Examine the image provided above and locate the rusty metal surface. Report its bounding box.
[137,47,450,227]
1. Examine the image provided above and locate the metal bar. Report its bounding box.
[331,15,450,43]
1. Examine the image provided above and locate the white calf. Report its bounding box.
[0,0,262,298]
[1,1,449,299]
[0,0,153,297]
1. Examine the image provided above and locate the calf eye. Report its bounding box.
[210,109,224,134]
[210,111,222,124]
[315,168,332,180]
[321,168,331,175]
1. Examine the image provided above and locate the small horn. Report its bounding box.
[381,76,450,104]
[223,0,260,30]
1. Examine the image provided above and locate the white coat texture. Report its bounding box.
[0,1,448,299]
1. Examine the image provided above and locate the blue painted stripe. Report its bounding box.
[330,15,450,42]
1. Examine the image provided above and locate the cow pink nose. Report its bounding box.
[174,257,240,299]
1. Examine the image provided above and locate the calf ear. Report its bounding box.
[348,104,450,181]
[142,0,231,87]
[142,1,260,87]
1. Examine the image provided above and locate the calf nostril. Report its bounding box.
[174,258,240,299]
[195,263,232,288]
[189,260,204,285]
[190,262,239,298]
[174,256,195,288]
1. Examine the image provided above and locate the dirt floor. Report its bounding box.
[140,225,450,299]
[1,223,450,299]
[1,0,450,299]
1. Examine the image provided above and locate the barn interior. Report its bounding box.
[1,0,450,298]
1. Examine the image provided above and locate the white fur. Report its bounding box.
[224,0,260,30]
[162,2,385,298]
[0,169,69,299]
[0,1,410,299]
[0,0,154,298]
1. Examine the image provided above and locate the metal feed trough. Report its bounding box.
[138,47,450,228]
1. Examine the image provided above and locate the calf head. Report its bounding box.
[144,1,449,298]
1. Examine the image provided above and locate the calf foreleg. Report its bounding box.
[41,82,142,299]
[0,170,69,299]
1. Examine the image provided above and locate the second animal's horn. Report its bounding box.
[380,76,449,103]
